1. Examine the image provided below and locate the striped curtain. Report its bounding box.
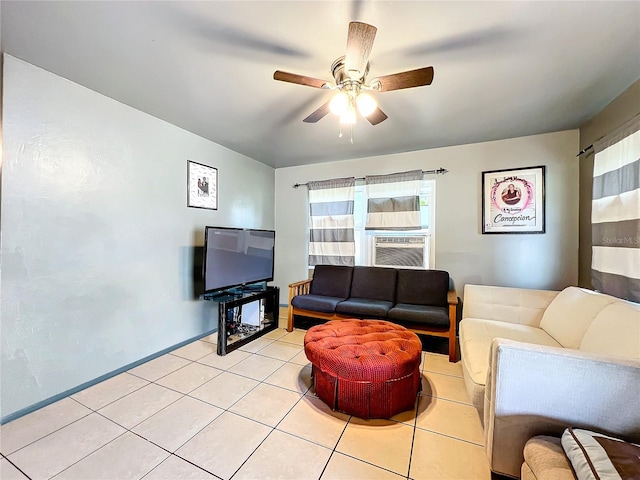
[365,170,422,230]
[308,177,355,266]
[591,115,640,303]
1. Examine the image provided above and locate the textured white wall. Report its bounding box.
[274,129,579,322]
[1,56,275,419]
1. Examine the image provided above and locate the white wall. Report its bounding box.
[275,129,579,323]
[0,56,275,419]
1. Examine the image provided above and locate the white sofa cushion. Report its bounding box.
[539,287,619,349]
[459,317,562,386]
[580,301,640,360]
[463,285,559,327]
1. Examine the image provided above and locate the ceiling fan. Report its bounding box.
[273,22,434,126]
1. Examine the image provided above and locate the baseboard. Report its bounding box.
[1,328,218,425]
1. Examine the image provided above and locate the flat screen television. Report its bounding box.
[203,226,275,294]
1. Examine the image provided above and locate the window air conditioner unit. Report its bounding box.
[373,235,429,269]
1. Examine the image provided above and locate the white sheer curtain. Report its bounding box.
[591,114,640,302]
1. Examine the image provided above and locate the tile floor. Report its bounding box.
[0,328,493,480]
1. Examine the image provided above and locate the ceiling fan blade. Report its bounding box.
[345,22,377,80]
[372,66,434,92]
[274,71,329,89]
[366,106,388,125]
[303,101,331,123]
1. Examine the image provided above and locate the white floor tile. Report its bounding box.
[197,349,251,370]
[264,362,312,393]
[421,370,472,404]
[256,340,303,361]
[279,329,307,346]
[262,328,288,340]
[0,398,91,454]
[199,332,218,344]
[51,432,168,480]
[176,412,271,480]
[229,383,301,427]
[98,383,182,429]
[321,452,406,479]
[423,352,464,377]
[128,354,191,381]
[72,372,149,410]
[189,371,259,409]
[415,395,484,445]
[336,418,414,477]
[0,458,29,480]
[410,429,492,479]
[5,333,501,480]
[171,340,216,361]
[233,429,331,480]
[227,353,285,381]
[7,413,125,480]
[155,362,222,394]
[133,396,223,452]
[289,349,312,366]
[237,336,274,353]
[143,455,219,480]
[277,395,349,449]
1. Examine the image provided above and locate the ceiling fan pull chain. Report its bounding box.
[350,124,354,144]
[339,123,343,138]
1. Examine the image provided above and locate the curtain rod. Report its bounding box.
[576,144,593,157]
[292,167,448,188]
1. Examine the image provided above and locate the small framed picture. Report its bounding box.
[482,165,545,234]
[187,160,218,210]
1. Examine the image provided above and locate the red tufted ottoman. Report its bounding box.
[304,319,422,419]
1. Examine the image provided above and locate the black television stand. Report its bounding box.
[236,284,266,293]
[200,286,279,355]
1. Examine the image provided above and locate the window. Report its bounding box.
[353,179,435,268]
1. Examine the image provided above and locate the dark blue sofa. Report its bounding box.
[288,265,459,361]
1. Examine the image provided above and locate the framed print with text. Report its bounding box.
[482,165,545,234]
[187,160,218,210]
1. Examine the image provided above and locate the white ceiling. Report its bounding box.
[2,1,639,169]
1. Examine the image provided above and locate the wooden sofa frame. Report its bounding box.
[288,278,459,362]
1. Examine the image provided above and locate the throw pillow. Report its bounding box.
[561,428,640,480]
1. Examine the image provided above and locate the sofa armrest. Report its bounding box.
[447,289,458,306]
[447,289,458,361]
[484,338,640,478]
[287,278,312,331]
[289,278,312,291]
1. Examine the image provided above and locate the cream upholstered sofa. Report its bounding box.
[459,285,640,478]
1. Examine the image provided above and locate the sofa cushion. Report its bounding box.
[387,304,450,328]
[335,298,394,318]
[395,269,449,307]
[309,265,353,298]
[349,266,397,302]
[580,301,640,360]
[463,284,559,328]
[291,294,345,314]
[459,318,562,386]
[540,287,619,349]
[561,428,640,480]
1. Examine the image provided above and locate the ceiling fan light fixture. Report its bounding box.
[340,109,357,125]
[329,91,349,115]
[273,22,434,128]
[356,92,377,116]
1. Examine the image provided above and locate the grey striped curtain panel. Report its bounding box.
[308,177,355,266]
[365,170,423,230]
[591,115,640,302]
